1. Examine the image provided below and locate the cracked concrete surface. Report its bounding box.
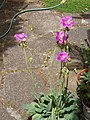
[0,1,90,120]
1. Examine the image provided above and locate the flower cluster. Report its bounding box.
[14,33,28,47]
[56,31,67,44]
[61,16,74,28]
[14,33,28,42]
[57,52,69,62]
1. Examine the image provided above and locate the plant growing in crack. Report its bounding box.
[22,16,80,120]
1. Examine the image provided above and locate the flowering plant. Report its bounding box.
[56,16,74,91]
[14,16,79,120]
[14,33,33,79]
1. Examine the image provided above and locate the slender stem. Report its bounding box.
[59,62,63,79]
[62,74,65,91]
[23,46,28,69]
[23,45,34,80]
[66,72,69,90]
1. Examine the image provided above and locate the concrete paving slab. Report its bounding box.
[2,70,49,106]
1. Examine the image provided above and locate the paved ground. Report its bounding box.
[0,1,90,120]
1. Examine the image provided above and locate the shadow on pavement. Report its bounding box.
[0,1,26,71]
[80,13,90,19]
[72,13,90,19]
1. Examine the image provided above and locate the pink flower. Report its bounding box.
[56,31,67,44]
[14,33,28,41]
[57,52,69,62]
[61,16,74,28]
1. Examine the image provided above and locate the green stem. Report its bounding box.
[59,61,63,79]
[66,72,69,90]
[62,74,65,91]
[23,47,28,69]
[23,46,34,80]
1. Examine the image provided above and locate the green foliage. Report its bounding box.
[77,70,90,100]
[43,0,90,13]
[81,47,90,68]
[23,90,79,120]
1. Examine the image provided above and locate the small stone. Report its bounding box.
[81,19,89,25]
